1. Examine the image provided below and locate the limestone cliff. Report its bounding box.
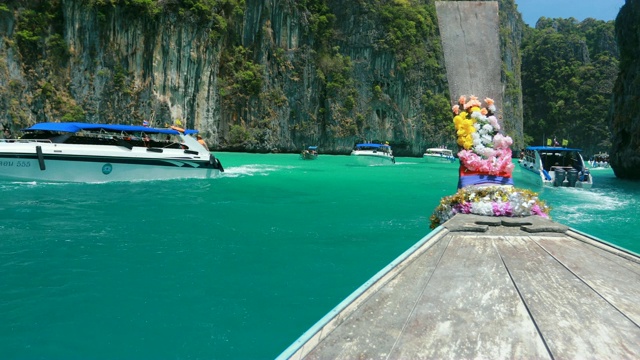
[0,0,524,155]
[610,0,640,179]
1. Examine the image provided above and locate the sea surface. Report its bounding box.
[1,153,638,359]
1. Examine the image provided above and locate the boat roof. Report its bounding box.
[526,146,582,152]
[308,146,318,150]
[22,122,198,135]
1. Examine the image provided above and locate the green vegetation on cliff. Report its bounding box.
[377,0,440,71]
[84,0,245,20]
[521,18,618,155]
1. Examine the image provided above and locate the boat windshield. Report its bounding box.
[538,150,583,172]
[354,144,391,153]
[20,128,185,149]
[426,149,452,156]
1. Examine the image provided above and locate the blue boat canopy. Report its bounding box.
[308,146,318,150]
[23,122,198,135]
[526,146,582,152]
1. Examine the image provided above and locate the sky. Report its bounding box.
[515,0,626,26]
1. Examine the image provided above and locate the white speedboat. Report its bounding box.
[518,146,592,188]
[350,143,395,165]
[0,122,224,183]
[423,148,456,163]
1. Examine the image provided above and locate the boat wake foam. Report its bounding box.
[221,164,293,178]
[547,187,635,225]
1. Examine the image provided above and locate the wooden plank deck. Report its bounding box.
[278,214,640,359]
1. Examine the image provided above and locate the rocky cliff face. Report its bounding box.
[610,0,640,179]
[0,0,524,156]
[497,0,524,150]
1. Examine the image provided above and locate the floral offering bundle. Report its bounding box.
[429,95,550,228]
[429,185,550,229]
[454,95,515,188]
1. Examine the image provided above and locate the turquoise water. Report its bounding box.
[1,153,638,359]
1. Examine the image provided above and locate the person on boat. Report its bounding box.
[143,134,151,147]
[197,134,209,151]
[169,119,185,133]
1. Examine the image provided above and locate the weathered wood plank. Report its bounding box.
[497,236,640,359]
[567,230,640,267]
[280,214,640,360]
[303,232,452,359]
[390,235,549,359]
[535,234,640,326]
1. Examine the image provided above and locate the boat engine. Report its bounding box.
[567,169,579,187]
[579,169,590,182]
[553,168,566,187]
[208,155,225,172]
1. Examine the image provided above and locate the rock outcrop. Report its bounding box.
[0,0,524,155]
[610,0,640,179]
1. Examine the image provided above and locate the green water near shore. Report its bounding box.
[1,153,638,359]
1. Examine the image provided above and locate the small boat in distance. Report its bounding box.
[350,143,395,165]
[423,147,456,163]
[590,152,610,168]
[518,146,592,188]
[300,146,318,160]
[0,122,224,183]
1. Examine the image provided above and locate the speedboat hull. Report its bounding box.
[0,144,220,183]
[0,157,219,183]
[0,122,223,183]
[300,152,317,160]
[351,151,395,165]
[423,154,456,164]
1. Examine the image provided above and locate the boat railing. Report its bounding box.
[161,141,184,149]
[1,138,53,144]
[521,154,537,170]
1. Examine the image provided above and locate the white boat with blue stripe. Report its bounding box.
[350,143,395,165]
[423,147,456,164]
[0,122,224,183]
